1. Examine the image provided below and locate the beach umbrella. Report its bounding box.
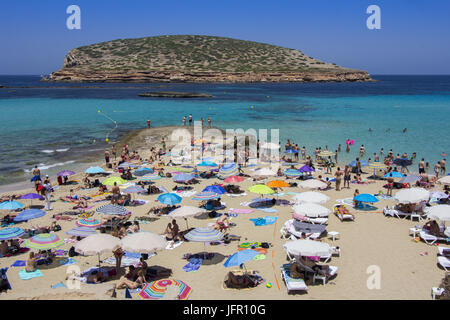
[170,167,193,173]
[184,227,224,242]
[23,233,64,251]
[253,167,276,177]
[292,192,329,204]
[13,209,45,222]
[318,151,335,157]
[20,193,44,200]
[299,165,315,173]
[173,173,194,183]
[354,194,379,203]
[202,185,226,195]
[394,188,430,204]
[285,148,298,154]
[368,162,387,176]
[192,192,220,201]
[384,172,405,178]
[85,166,105,174]
[292,203,330,218]
[223,249,259,268]
[66,227,98,238]
[133,168,154,177]
[218,163,239,179]
[425,205,450,222]
[0,200,24,211]
[266,180,290,188]
[76,218,102,228]
[393,158,412,167]
[96,204,128,216]
[0,227,25,241]
[399,175,422,184]
[299,179,327,190]
[224,176,244,183]
[74,233,121,266]
[121,232,167,253]
[348,160,370,167]
[438,176,450,185]
[138,279,192,300]
[248,184,275,195]
[139,175,162,181]
[157,193,182,205]
[283,169,302,177]
[57,170,76,177]
[167,206,207,229]
[123,186,145,194]
[118,162,138,168]
[197,161,218,167]
[102,176,127,186]
[283,239,332,257]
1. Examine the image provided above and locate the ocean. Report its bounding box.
[0,75,449,187]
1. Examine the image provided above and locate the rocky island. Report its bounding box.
[138,91,213,98]
[43,35,372,83]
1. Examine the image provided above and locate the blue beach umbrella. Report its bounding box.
[0,201,24,211]
[157,193,182,205]
[354,194,379,203]
[197,161,218,167]
[85,166,105,174]
[202,185,226,195]
[192,192,220,201]
[0,227,25,240]
[283,169,302,177]
[223,249,259,268]
[13,209,45,222]
[384,172,405,178]
[218,163,239,179]
[134,168,154,177]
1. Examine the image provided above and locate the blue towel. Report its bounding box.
[51,282,67,289]
[19,269,43,280]
[182,258,203,272]
[124,252,142,259]
[57,257,76,266]
[11,260,26,267]
[250,216,278,226]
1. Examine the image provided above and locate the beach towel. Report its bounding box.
[182,257,203,272]
[57,257,77,266]
[226,193,247,197]
[166,241,183,250]
[19,269,43,280]
[249,216,278,226]
[254,254,266,260]
[228,208,253,214]
[51,282,67,289]
[258,208,279,213]
[11,260,26,267]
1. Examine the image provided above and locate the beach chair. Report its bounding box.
[296,257,338,285]
[307,217,328,225]
[431,287,445,300]
[437,247,450,257]
[420,230,447,245]
[333,205,354,222]
[383,206,410,219]
[437,256,450,271]
[280,264,308,294]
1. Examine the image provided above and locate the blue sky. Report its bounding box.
[0,0,449,75]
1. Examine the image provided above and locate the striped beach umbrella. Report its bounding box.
[139,174,162,181]
[173,173,194,182]
[139,279,192,300]
[66,227,98,238]
[23,233,64,251]
[368,162,387,169]
[123,186,145,194]
[0,200,24,211]
[13,209,45,222]
[218,163,239,179]
[76,218,102,228]
[283,169,302,177]
[157,193,182,205]
[318,151,335,157]
[85,166,105,174]
[133,168,154,177]
[96,204,129,216]
[102,176,127,186]
[0,227,25,241]
[192,192,220,201]
[184,227,224,242]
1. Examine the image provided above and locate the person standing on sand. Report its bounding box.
[335,167,343,191]
[343,165,351,189]
[434,162,441,178]
[418,158,425,174]
[112,182,120,205]
[147,119,151,128]
[208,116,211,127]
[32,165,41,183]
[188,114,193,126]
[44,180,52,211]
[105,150,110,165]
[387,174,394,196]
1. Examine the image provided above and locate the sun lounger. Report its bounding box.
[280,264,308,293]
[383,206,411,219]
[437,256,450,271]
[333,205,354,222]
[437,247,450,256]
[420,230,447,245]
[295,257,338,285]
[283,220,322,240]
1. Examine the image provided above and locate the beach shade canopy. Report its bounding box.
[425,205,450,221]
[197,161,218,167]
[266,180,290,188]
[13,209,45,222]
[224,176,244,183]
[57,170,76,177]
[173,173,194,182]
[85,166,105,174]
[223,249,259,268]
[0,200,24,211]
[102,176,127,186]
[138,279,192,300]
[184,227,224,242]
[384,172,405,178]
[192,192,220,201]
[393,158,413,167]
[19,193,44,200]
[318,151,335,157]
[139,175,162,181]
[218,163,239,179]
[283,169,302,177]
[202,185,226,195]
[253,167,277,177]
[438,175,450,185]
[133,168,154,177]
[368,162,387,170]
[157,193,182,205]
[299,165,315,173]
[74,234,121,256]
[354,194,379,203]
[96,204,129,216]
[121,232,167,253]
[0,227,25,241]
[123,186,145,194]
[66,227,98,238]
[76,218,102,228]
[399,175,422,184]
[292,191,329,204]
[23,233,64,251]
[167,206,207,219]
[283,239,332,257]
[299,179,327,190]
[348,160,370,167]
[394,188,430,204]
[248,184,275,195]
[118,162,139,168]
[292,203,331,218]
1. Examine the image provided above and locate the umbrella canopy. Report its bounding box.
[121,232,167,253]
[285,149,298,154]
[394,188,430,204]
[157,193,182,205]
[202,185,226,194]
[299,165,315,173]
[248,184,275,195]
[438,175,450,185]
[13,209,45,222]
[399,175,422,184]
[318,151,335,157]
[23,233,64,251]
[218,163,239,179]
[57,170,75,177]
[74,234,121,256]
[348,160,370,167]
[138,279,192,300]
[192,192,220,201]
[139,175,162,181]
[425,205,450,221]
[96,204,129,216]
[354,194,379,203]
[66,227,98,238]
[384,172,405,178]
[76,218,102,228]
[197,161,218,167]
[0,227,25,240]
[283,169,302,177]
[266,180,290,188]
[123,186,145,194]
[0,200,24,211]
[19,193,44,200]
[299,179,327,189]
[173,173,194,182]
[133,168,154,177]
[184,227,224,242]
[283,239,332,257]
[85,166,105,174]
[118,162,139,168]
[292,203,331,218]
[224,176,244,183]
[102,176,127,186]
[292,191,329,204]
[223,249,259,268]
[368,162,387,170]
[167,206,206,219]
[253,167,276,176]
[393,158,412,167]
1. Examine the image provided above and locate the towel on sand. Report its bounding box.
[11,260,26,267]
[19,269,43,280]
[57,257,77,266]
[182,258,203,272]
[250,216,278,226]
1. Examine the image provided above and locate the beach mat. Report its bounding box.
[11,260,26,267]
[19,269,43,280]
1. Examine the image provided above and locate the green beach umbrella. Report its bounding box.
[248,184,275,195]
[102,176,127,186]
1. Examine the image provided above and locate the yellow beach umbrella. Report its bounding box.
[102,176,127,186]
[248,184,275,195]
[318,151,335,157]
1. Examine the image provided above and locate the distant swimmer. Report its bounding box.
[386,128,390,132]
[403,128,407,133]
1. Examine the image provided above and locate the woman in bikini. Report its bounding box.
[116,270,146,290]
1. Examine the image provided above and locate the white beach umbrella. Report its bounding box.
[167,206,207,228]
[292,203,330,218]
[438,175,450,185]
[299,179,327,190]
[394,188,430,204]
[425,205,450,221]
[75,234,121,256]
[292,191,330,204]
[252,167,276,176]
[121,232,167,253]
[283,239,332,257]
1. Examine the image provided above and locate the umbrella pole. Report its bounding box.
[185,218,189,230]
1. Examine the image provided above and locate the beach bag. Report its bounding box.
[261,242,270,249]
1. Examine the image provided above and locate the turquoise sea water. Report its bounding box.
[0,75,449,186]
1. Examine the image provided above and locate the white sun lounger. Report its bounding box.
[437,256,450,271]
[333,205,354,222]
[280,264,308,293]
[307,217,328,225]
[383,206,411,219]
[437,247,450,256]
[420,230,447,245]
[284,220,321,240]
